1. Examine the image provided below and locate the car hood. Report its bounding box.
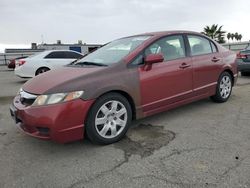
[22,66,106,95]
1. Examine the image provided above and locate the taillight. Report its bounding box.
[237,52,247,59]
[18,60,26,66]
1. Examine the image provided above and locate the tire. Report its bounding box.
[85,92,132,145]
[241,71,250,76]
[211,72,233,103]
[35,67,50,76]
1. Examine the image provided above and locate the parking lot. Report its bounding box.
[0,65,250,188]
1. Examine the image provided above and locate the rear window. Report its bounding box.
[45,52,66,59]
[44,51,83,59]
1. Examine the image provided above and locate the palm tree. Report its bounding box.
[227,33,231,42]
[235,32,239,41]
[231,33,235,42]
[202,24,226,43]
[238,34,242,41]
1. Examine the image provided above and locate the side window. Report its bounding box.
[44,52,56,59]
[210,42,218,53]
[130,54,143,66]
[45,52,66,59]
[65,52,83,59]
[145,35,186,61]
[188,35,212,56]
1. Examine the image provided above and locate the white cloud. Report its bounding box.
[0,0,249,50]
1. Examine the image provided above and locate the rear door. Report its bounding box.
[138,35,193,115]
[186,35,222,96]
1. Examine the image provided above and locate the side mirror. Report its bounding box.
[143,53,164,71]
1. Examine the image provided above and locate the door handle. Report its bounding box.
[179,63,191,69]
[211,57,221,62]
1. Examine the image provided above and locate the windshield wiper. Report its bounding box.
[75,61,108,67]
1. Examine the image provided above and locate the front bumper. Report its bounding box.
[10,95,94,143]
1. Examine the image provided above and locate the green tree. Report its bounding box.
[235,32,239,41]
[202,24,226,43]
[238,34,242,41]
[231,33,235,41]
[227,33,231,42]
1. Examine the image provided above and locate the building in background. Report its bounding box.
[0,41,102,65]
[37,40,101,54]
[222,41,250,52]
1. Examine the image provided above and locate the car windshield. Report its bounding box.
[74,35,151,66]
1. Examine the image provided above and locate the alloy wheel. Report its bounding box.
[38,69,48,74]
[219,75,232,99]
[95,100,127,139]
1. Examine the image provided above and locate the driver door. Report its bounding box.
[139,35,193,116]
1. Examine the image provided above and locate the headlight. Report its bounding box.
[32,91,84,106]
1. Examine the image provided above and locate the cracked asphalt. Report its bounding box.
[1,66,250,188]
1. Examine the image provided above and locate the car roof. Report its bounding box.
[128,30,203,37]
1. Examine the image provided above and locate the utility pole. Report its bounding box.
[41,34,44,44]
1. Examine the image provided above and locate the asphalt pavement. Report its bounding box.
[1,66,250,188]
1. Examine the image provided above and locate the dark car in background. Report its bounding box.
[7,56,28,69]
[237,45,250,76]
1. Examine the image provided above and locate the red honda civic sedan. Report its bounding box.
[10,31,237,144]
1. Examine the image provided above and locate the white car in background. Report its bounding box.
[14,50,84,78]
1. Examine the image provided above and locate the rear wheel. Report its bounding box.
[85,93,132,145]
[211,72,232,103]
[35,67,50,76]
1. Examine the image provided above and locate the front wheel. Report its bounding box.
[85,93,132,145]
[211,72,233,103]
